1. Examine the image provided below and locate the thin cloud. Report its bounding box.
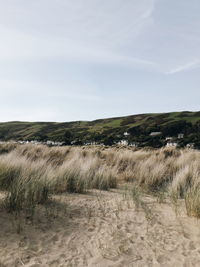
[166,60,200,75]
[0,27,157,71]
[0,0,157,71]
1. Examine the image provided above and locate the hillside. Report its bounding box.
[0,111,200,147]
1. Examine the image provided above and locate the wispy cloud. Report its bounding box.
[0,0,156,71]
[0,26,158,71]
[166,60,200,75]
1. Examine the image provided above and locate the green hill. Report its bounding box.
[0,111,200,147]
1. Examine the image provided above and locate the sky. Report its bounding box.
[0,0,200,122]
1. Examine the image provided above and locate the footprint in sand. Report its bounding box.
[51,234,59,243]
[157,254,170,264]
[188,241,196,251]
[88,227,95,232]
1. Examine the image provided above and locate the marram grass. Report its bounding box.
[0,144,200,218]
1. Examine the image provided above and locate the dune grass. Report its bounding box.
[0,144,117,215]
[0,143,200,218]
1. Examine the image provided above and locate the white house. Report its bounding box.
[165,137,173,141]
[129,142,138,147]
[84,141,97,146]
[178,133,184,139]
[118,140,128,146]
[46,140,64,146]
[186,143,194,149]
[166,142,178,148]
[124,132,130,137]
[150,132,162,137]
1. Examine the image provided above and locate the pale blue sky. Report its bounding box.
[0,0,200,121]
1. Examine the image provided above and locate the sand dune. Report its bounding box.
[0,189,200,266]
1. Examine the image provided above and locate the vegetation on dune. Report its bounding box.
[0,144,117,215]
[0,144,200,218]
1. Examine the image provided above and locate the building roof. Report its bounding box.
[150,132,162,136]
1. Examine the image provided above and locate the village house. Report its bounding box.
[178,133,184,139]
[165,137,173,141]
[129,142,138,147]
[150,132,162,137]
[123,132,130,137]
[46,140,64,146]
[118,140,128,146]
[84,141,97,146]
[186,143,195,149]
[166,142,178,148]
[31,140,42,145]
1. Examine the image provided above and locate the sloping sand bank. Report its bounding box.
[0,190,200,267]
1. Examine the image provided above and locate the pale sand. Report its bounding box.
[1,190,200,267]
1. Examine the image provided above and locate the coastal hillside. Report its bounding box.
[0,111,200,147]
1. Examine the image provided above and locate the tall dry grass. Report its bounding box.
[0,144,117,214]
[0,143,200,217]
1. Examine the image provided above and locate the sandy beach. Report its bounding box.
[0,189,200,267]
